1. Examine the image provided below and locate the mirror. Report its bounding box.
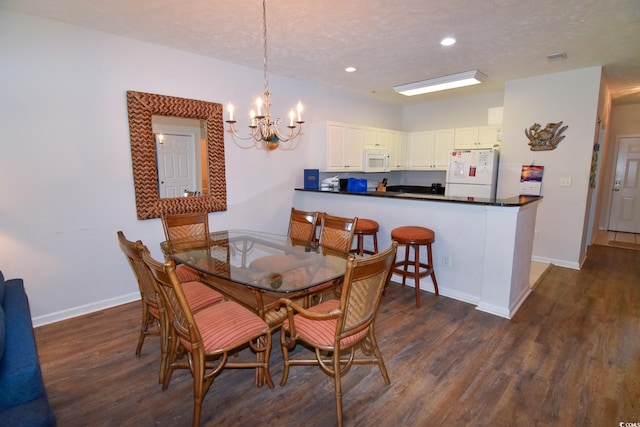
[126,90,227,220]
[152,116,208,198]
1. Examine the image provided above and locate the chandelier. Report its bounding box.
[226,0,304,151]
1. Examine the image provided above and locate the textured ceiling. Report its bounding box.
[3,0,640,105]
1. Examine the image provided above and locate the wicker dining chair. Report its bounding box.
[161,212,210,282]
[247,208,320,330]
[319,213,358,258]
[277,242,398,427]
[305,213,358,304]
[287,207,319,247]
[141,249,274,427]
[117,231,224,385]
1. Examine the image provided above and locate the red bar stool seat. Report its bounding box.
[390,226,439,307]
[351,218,379,256]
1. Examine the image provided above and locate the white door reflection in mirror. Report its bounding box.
[152,115,207,199]
[156,133,196,198]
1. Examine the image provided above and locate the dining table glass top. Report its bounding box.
[161,229,348,293]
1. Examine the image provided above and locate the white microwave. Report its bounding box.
[363,149,390,172]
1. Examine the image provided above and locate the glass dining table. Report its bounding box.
[161,229,348,327]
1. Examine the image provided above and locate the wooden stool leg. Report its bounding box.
[372,233,379,254]
[401,245,410,286]
[358,234,365,256]
[414,244,421,308]
[427,243,439,296]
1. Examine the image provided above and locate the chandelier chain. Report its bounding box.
[262,0,269,95]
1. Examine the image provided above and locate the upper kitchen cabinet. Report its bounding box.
[454,125,501,149]
[433,129,454,169]
[454,127,480,149]
[407,131,434,170]
[363,127,390,150]
[325,122,364,171]
[407,129,453,171]
[387,131,407,170]
[478,125,502,147]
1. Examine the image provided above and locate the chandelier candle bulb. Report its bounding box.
[297,101,303,122]
[289,110,295,127]
[227,104,234,122]
[256,98,263,117]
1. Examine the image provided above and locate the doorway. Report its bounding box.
[608,136,640,233]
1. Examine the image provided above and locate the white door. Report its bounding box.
[156,133,197,198]
[608,136,640,233]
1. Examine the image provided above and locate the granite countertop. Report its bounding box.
[295,188,542,207]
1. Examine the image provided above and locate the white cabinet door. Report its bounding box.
[388,131,407,170]
[433,129,454,170]
[344,126,364,170]
[325,122,363,171]
[363,127,390,150]
[326,123,347,171]
[478,125,502,148]
[407,131,435,170]
[454,126,480,149]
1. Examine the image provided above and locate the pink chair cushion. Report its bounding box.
[193,301,269,351]
[175,265,200,282]
[249,254,299,272]
[287,299,368,348]
[182,281,224,312]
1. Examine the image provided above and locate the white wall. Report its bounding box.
[402,92,505,131]
[498,67,603,268]
[0,10,402,325]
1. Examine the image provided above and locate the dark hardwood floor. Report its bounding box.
[34,244,640,426]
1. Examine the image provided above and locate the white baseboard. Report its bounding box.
[531,255,580,270]
[476,302,511,319]
[32,293,140,328]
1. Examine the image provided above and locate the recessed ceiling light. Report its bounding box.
[345,66,357,73]
[440,37,456,46]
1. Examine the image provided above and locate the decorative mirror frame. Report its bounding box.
[126,90,227,220]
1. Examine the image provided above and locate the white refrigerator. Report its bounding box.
[445,148,499,198]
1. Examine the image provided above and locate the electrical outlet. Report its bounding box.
[560,176,572,187]
[442,255,450,267]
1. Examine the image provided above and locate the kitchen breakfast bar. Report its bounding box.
[293,188,542,319]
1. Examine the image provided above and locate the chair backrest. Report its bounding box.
[141,247,201,347]
[287,208,319,247]
[337,242,398,341]
[319,213,358,257]
[117,231,161,308]
[161,212,210,253]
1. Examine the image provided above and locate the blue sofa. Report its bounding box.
[0,271,56,426]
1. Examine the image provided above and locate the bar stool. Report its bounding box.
[390,226,439,307]
[350,218,379,256]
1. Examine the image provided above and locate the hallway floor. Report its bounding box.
[593,229,640,250]
[528,230,640,289]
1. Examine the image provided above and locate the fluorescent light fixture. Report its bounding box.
[393,70,487,96]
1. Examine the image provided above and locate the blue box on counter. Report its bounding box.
[347,177,368,192]
[304,169,319,189]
